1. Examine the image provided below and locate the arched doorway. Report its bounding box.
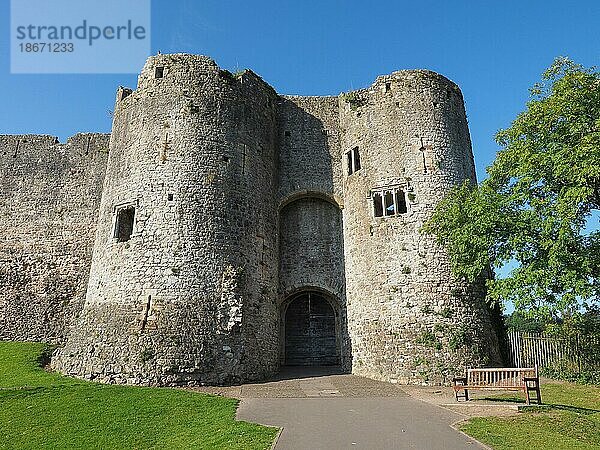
[283,291,339,366]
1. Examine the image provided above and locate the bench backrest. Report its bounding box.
[466,367,538,387]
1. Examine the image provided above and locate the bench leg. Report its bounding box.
[454,388,469,402]
[524,380,542,405]
[529,383,542,404]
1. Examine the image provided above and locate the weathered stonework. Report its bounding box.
[1,54,503,386]
[0,134,108,342]
[339,72,501,384]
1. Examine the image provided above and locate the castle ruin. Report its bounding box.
[0,54,502,385]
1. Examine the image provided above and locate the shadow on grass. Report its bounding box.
[481,396,600,415]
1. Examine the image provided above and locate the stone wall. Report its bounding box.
[0,134,108,343]
[52,55,281,385]
[276,96,342,203]
[279,198,345,302]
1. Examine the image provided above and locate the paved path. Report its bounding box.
[195,368,485,450]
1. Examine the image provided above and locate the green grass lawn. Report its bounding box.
[0,342,278,450]
[461,380,600,450]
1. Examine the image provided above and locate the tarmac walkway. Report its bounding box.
[194,367,491,449]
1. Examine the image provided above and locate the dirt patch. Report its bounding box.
[400,385,521,418]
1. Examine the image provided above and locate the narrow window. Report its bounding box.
[419,138,429,174]
[347,147,361,175]
[155,66,164,79]
[167,193,174,201]
[353,147,361,171]
[114,206,135,242]
[396,190,407,214]
[373,192,384,217]
[385,82,391,93]
[384,191,395,216]
[347,151,354,175]
[141,295,152,332]
[421,147,428,174]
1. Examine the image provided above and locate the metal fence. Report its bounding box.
[506,331,600,373]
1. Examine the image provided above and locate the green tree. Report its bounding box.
[504,311,546,333]
[423,57,600,320]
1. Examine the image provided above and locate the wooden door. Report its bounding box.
[285,292,338,365]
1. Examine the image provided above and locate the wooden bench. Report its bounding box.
[453,366,542,405]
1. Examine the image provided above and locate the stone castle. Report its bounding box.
[0,54,503,385]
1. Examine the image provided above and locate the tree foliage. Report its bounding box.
[504,311,546,333]
[423,58,600,319]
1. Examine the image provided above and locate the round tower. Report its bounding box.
[339,71,502,384]
[53,55,280,385]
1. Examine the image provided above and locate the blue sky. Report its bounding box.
[1,0,599,181]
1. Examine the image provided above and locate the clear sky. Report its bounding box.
[1,0,599,181]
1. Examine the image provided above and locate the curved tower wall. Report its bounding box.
[53,55,279,385]
[340,71,502,384]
